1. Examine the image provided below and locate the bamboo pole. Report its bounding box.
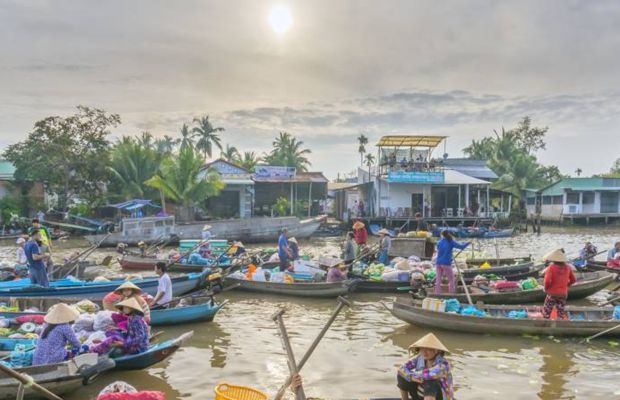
[0,363,63,400]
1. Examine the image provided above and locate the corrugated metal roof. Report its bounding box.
[253,172,329,183]
[376,135,446,148]
[0,161,16,181]
[540,177,619,196]
[443,159,497,180]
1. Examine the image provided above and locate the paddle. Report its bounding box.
[582,322,620,343]
[60,233,112,279]
[273,296,351,400]
[273,309,306,400]
[0,362,64,400]
[451,246,474,305]
[599,295,620,307]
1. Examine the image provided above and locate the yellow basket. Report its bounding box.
[214,383,269,400]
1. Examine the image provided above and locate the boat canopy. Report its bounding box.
[107,199,161,211]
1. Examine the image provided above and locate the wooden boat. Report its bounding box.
[0,271,209,300]
[463,255,532,266]
[0,354,115,400]
[85,215,325,247]
[390,298,620,337]
[482,228,514,238]
[429,271,615,304]
[460,262,542,283]
[112,331,193,370]
[224,276,356,298]
[150,298,227,326]
[119,254,229,273]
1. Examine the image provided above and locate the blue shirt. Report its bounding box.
[608,248,618,260]
[24,240,46,270]
[436,238,468,265]
[278,234,289,259]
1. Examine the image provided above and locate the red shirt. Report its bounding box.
[354,228,368,245]
[544,263,576,297]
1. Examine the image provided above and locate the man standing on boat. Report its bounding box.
[24,230,50,287]
[278,228,292,271]
[150,261,172,309]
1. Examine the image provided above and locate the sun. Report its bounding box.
[269,5,293,34]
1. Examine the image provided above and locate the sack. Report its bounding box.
[73,313,95,332]
[507,310,528,319]
[97,392,166,400]
[381,271,400,282]
[422,298,445,312]
[252,268,266,281]
[76,299,100,314]
[15,315,45,325]
[93,311,115,331]
[493,281,520,291]
[520,278,539,291]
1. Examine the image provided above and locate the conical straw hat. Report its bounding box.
[288,237,297,244]
[543,248,568,263]
[378,229,391,236]
[353,221,365,229]
[44,303,80,324]
[114,281,142,294]
[115,297,144,314]
[234,241,245,248]
[408,333,450,354]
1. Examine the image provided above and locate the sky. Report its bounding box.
[1,0,619,179]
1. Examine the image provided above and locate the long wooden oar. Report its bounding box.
[273,310,306,400]
[0,363,63,400]
[582,322,620,343]
[451,247,473,305]
[273,296,351,400]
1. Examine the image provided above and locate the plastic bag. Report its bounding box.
[381,271,399,282]
[614,306,620,320]
[507,310,528,319]
[97,392,166,400]
[93,311,115,331]
[460,305,487,317]
[73,313,95,332]
[76,299,99,314]
[252,268,266,281]
[520,278,539,290]
[444,298,461,313]
[85,331,108,346]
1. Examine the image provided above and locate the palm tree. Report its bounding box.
[192,115,224,160]
[179,124,194,149]
[155,135,177,155]
[221,144,240,163]
[107,136,162,202]
[357,134,368,166]
[263,132,312,172]
[238,151,259,172]
[145,144,225,221]
[575,168,583,177]
[364,153,375,182]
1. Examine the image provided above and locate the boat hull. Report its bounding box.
[85,216,325,247]
[150,301,225,326]
[429,272,614,304]
[120,255,209,273]
[112,331,193,370]
[0,272,206,300]
[391,300,620,337]
[224,278,355,297]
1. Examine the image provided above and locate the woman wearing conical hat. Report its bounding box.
[397,332,454,400]
[33,304,81,365]
[102,281,151,324]
[542,248,576,320]
[93,297,149,356]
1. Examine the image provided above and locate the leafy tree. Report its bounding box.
[221,144,240,163]
[357,133,369,166]
[263,132,312,172]
[107,135,163,202]
[192,115,224,160]
[2,106,120,210]
[145,144,224,222]
[179,124,194,149]
[274,196,289,216]
[463,117,560,205]
[611,158,620,174]
[238,151,259,172]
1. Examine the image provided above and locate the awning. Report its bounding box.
[376,135,447,148]
[106,199,160,210]
[222,179,254,185]
[443,169,490,185]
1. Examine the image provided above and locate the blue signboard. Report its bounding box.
[387,171,445,183]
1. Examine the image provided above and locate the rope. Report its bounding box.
[21,373,35,388]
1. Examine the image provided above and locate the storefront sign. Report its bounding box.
[387,171,444,183]
[254,166,297,179]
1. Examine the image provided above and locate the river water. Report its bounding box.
[1,228,620,399]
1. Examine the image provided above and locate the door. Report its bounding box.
[600,192,619,214]
[411,193,424,216]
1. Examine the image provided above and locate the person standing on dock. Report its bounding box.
[435,230,469,294]
[278,228,292,270]
[24,230,50,287]
[542,249,576,320]
[377,229,392,265]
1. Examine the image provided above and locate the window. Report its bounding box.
[552,195,563,205]
[583,192,595,204]
[542,196,552,205]
[526,197,536,205]
[566,193,580,204]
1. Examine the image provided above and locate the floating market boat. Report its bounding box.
[428,271,614,304]
[84,215,325,247]
[0,354,115,400]
[463,255,532,266]
[111,331,193,370]
[118,254,237,273]
[224,277,356,298]
[389,298,620,337]
[0,271,209,300]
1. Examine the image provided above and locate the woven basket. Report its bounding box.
[214,384,268,400]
